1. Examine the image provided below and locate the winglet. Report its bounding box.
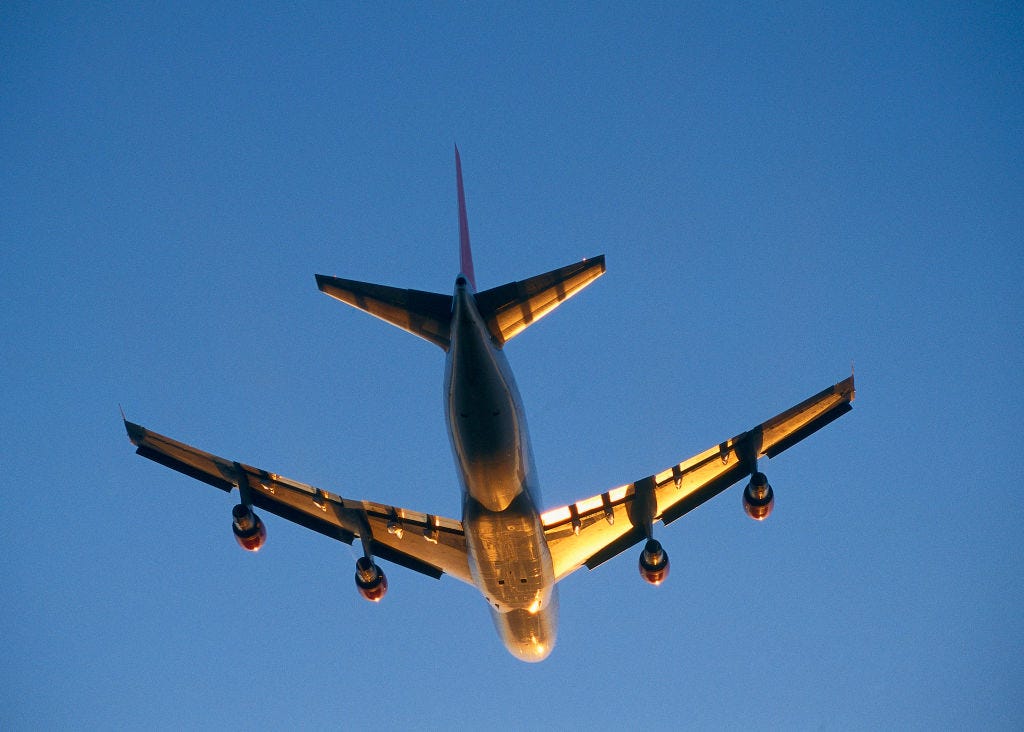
[123,418,145,447]
[455,145,477,290]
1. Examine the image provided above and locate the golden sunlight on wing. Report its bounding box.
[543,374,855,581]
[125,421,473,583]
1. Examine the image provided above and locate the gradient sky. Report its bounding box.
[3,3,1022,729]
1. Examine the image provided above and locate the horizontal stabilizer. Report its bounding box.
[315,275,453,349]
[475,255,606,344]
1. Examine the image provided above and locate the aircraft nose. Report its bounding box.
[491,606,557,663]
[508,638,553,663]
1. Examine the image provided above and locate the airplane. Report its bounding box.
[124,147,855,662]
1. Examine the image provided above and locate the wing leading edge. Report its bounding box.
[542,374,855,581]
[124,421,474,584]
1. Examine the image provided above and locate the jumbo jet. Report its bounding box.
[124,148,855,662]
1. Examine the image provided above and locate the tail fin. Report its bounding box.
[315,149,604,350]
[455,145,477,290]
[454,148,605,343]
[475,255,606,345]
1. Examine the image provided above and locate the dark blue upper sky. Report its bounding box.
[3,3,1021,728]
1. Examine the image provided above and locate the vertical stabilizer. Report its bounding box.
[455,145,477,290]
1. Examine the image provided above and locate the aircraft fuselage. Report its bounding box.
[444,276,557,662]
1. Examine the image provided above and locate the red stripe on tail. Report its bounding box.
[455,145,477,290]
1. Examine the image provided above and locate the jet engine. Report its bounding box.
[638,539,670,586]
[355,556,388,602]
[232,503,267,551]
[742,472,774,521]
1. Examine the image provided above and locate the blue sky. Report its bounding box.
[3,3,1021,728]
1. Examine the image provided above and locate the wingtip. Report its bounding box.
[123,417,145,446]
[840,369,856,402]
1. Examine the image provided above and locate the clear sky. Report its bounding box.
[3,3,1022,728]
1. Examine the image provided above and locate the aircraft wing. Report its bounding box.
[124,421,474,585]
[542,374,855,581]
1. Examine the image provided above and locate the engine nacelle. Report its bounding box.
[638,539,670,586]
[742,472,775,521]
[355,556,388,602]
[232,503,267,551]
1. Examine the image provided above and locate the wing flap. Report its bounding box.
[125,421,474,584]
[540,485,641,576]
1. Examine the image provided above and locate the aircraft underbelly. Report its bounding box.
[449,375,524,511]
[465,493,558,663]
[464,492,555,613]
[446,291,530,512]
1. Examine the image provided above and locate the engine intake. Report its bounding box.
[232,503,267,551]
[742,472,774,521]
[355,556,388,602]
[638,539,670,586]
